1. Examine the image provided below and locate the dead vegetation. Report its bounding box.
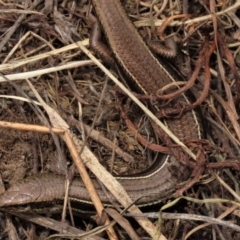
[0,0,240,239]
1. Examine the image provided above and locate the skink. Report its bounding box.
[0,0,202,208]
